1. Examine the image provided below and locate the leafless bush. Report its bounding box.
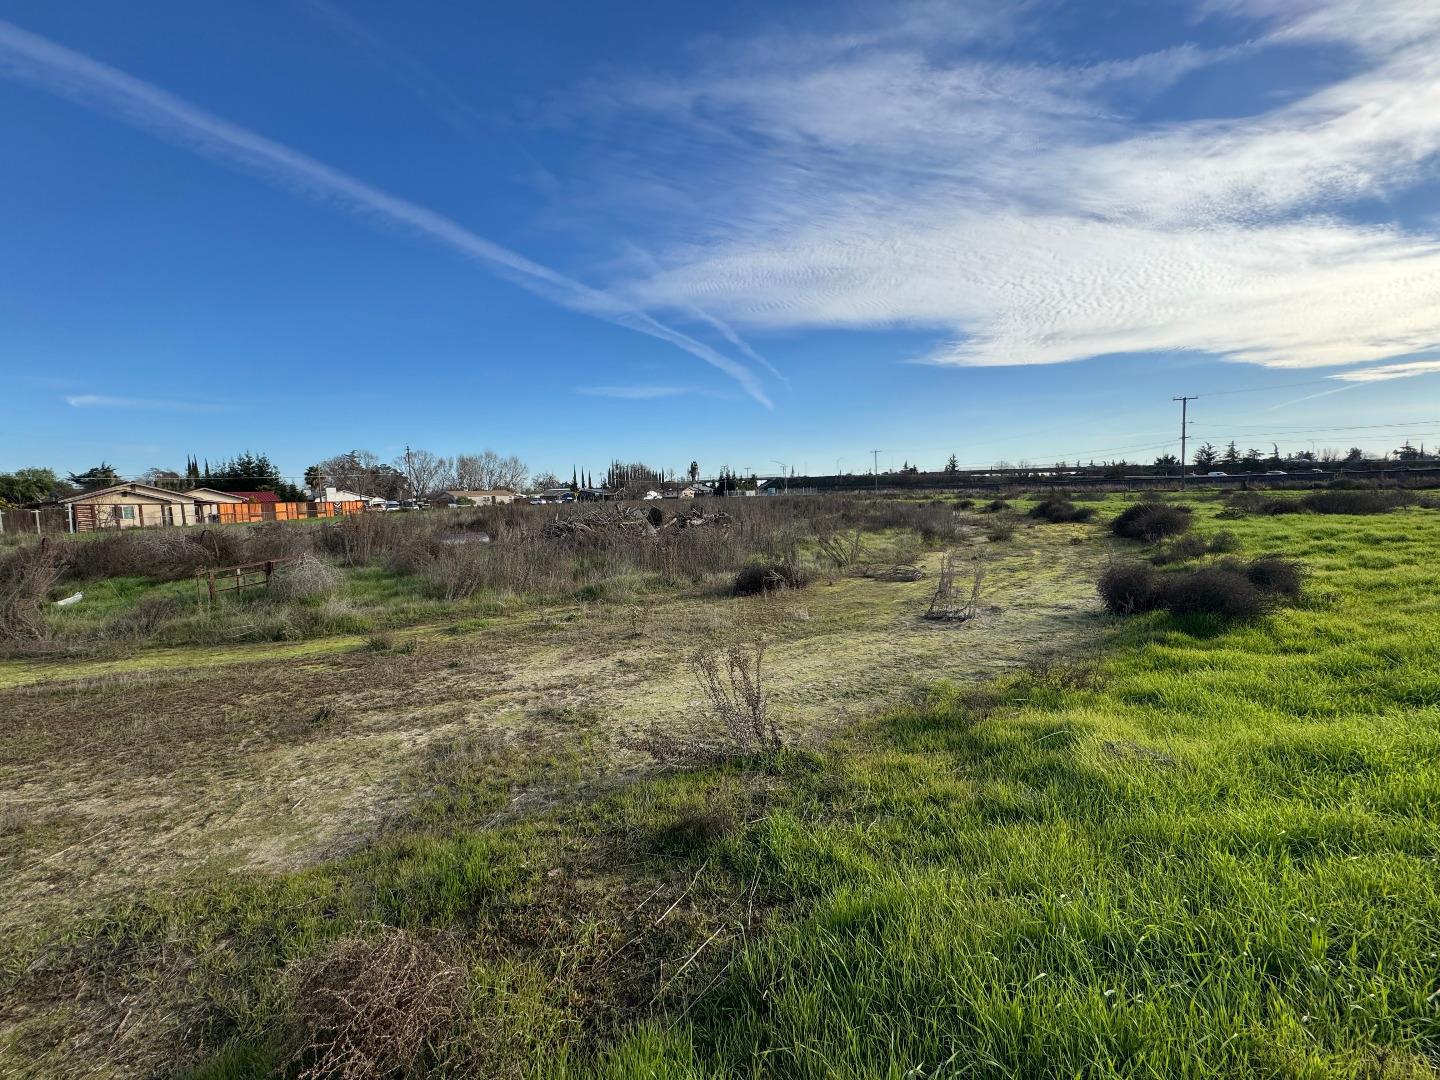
[317,512,408,567]
[284,929,467,1080]
[984,518,1017,542]
[925,552,985,621]
[270,554,343,601]
[0,543,60,641]
[814,527,868,571]
[732,557,811,597]
[692,639,780,754]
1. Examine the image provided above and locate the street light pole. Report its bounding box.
[771,460,789,494]
[870,449,883,494]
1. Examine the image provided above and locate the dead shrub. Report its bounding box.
[1150,529,1239,565]
[692,639,780,754]
[1298,489,1411,515]
[270,555,343,601]
[1240,553,1306,599]
[1100,555,1303,620]
[732,557,810,597]
[1098,561,1164,615]
[925,552,985,621]
[284,929,466,1080]
[1028,496,1096,524]
[814,527,868,571]
[1111,502,1193,542]
[984,518,1017,542]
[0,543,60,641]
[1161,565,1271,619]
[317,512,408,567]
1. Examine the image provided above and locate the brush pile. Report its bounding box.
[542,505,732,540]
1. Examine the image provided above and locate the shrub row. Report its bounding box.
[1224,489,1416,517]
[1099,555,1304,619]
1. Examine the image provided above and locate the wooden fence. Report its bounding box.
[196,555,304,604]
[209,500,366,524]
[63,499,366,532]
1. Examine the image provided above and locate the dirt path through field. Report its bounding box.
[0,523,1106,935]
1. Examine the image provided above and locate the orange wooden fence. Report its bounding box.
[210,500,366,524]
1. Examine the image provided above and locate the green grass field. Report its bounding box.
[3,496,1438,1078]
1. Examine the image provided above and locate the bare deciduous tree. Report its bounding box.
[453,450,528,491]
[393,448,454,499]
[308,450,405,500]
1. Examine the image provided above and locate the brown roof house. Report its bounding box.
[60,482,200,530]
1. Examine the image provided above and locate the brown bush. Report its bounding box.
[1097,562,1164,615]
[1161,565,1271,619]
[270,554,343,601]
[1100,554,1303,620]
[0,543,60,641]
[692,639,779,753]
[1150,530,1240,565]
[1111,502,1192,542]
[1028,496,1096,524]
[732,557,811,596]
[285,929,466,1080]
[1241,553,1305,599]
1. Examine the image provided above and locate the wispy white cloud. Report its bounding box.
[65,393,222,411]
[576,385,693,399]
[298,0,482,135]
[601,0,1440,374]
[0,18,772,406]
[1330,359,1440,382]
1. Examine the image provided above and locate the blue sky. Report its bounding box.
[2,0,1439,482]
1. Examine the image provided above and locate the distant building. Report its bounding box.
[313,486,383,507]
[443,489,516,506]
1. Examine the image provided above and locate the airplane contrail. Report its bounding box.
[0,18,773,406]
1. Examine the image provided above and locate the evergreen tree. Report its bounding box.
[944,454,959,474]
[66,462,120,491]
[1221,441,1242,466]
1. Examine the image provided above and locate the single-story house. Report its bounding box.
[442,489,516,506]
[60,482,200,530]
[182,487,248,504]
[228,490,281,504]
[312,486,383,507]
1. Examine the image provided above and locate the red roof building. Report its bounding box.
[228,490,281,503]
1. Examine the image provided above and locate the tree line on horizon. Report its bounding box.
[1,441,1432,510]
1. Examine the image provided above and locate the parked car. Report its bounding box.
[382,500,401,511]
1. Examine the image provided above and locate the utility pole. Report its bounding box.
[1173,397,1197,488]
[870,449,883,494]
